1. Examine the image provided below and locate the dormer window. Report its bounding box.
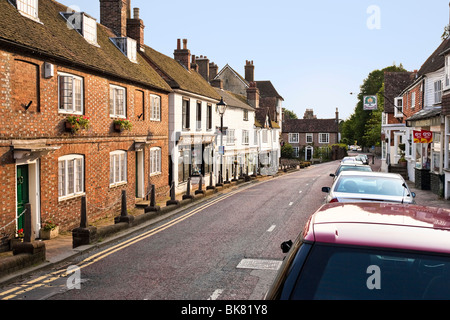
[111,37,137,63]
[445,55,450,89]
[11,0,40,22]
[61,11,98,46]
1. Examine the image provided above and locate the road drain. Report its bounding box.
[236,259,282,271]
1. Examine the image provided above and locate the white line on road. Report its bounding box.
[299,190,302,194]
[267,225,276,232]
[289,202,294,206]
[208,289,223,300]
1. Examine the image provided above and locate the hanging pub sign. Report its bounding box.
[363,96,378,110]
[413,130,433,143]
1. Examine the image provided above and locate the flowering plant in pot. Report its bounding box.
[40,220,59,240]
[113,118,133,131]
[66,115,90,133]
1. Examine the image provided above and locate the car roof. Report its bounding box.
[303,202,450,254]
[337,171,401,178]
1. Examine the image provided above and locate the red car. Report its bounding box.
[265,202,450,300]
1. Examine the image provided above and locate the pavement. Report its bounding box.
[1,156,450,286]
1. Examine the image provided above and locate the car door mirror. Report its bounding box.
[281,240,293,253]
[322,187,330,193]
[411,192,416,198]
[330,173,335,177]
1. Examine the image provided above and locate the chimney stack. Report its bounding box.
[127,7,145,47]
[209,62,218,81]
[245,60,255,83]
[246,81,259,108]
[100,0,129,38]
[174,39,191,70]
[197,56,210,82]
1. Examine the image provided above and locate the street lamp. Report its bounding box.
[217,97,227,186]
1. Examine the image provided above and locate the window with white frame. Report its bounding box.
[434,80,442,104]
[243,110,248,121]
[110,85,126,118]
[150,148,161,175]
[58,154,84,199]
[293,147,299,158]
[61,12,97,45]
[289,133,299,144]
[58,73,83,114]
[431,132,441,173]
[394,97,403,118]
[111,37,137,63]
[262,130,268,143]
[110,150,127,186]
[150,94,161,121]
[306,133,313,144]
[242,130,249,145]
[254,130,258,145]
[227,129,235,145]
[446,55,450,89]
[411,92,416,109]
[319,133,329,144]
[15,0,39,21]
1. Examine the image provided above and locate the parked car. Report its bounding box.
[330,163,372,180]
[264,202,450,300]
[341,156,363,164]
[323,171,415,204]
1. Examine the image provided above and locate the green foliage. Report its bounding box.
[281,143,294,159]
[341,64,406,148]
[283,108,298,120]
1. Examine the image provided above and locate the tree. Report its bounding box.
[281,143,294,159]
[341,64,406,148]
[283,108,298,120]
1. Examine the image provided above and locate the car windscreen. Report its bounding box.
[291,244,450,300]
[334,176,407,196]
[336,166,372,176]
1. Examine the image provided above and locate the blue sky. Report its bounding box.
[58,0,450,121]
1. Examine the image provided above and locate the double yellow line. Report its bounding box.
[0,185,253,300]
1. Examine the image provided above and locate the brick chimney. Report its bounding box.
[197,56,210,81]
[191,55,198,72]
[209,62,218,81]
[246,81,259,108]
[245,60,255,83]
[100,0,130,38]
[127,7,145,48]
[174,39,191,70]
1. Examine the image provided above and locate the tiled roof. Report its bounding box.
[282,118,339,133]
[141,45,221,101]
[213,88,254,111]
[384,72,417,113]
[0,0,172,92]
[418,37,450,76]
[256,81,284,100]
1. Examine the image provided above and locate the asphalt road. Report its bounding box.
[0,161,338,301]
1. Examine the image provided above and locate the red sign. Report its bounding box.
[422,130,433,143]
[413,130,433,143]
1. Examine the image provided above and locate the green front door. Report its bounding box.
[17,165,29,231]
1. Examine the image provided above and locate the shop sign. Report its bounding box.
[413,130,433,143]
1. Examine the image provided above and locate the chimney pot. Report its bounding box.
[183,39,188,49]
[133,7,139,19]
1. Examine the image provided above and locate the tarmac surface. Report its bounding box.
[1,155,450,286]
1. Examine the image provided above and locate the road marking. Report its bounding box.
[237,259,282,271]
[208,289,223,300]
[289,202,294,206]
[1,185,256,300]
[267,225,276,232]
[299,190,302,194]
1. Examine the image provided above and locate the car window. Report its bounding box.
[334,176,406,196]
[336,166,372,176]
[291,244,450,300]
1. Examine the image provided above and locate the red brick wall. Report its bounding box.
[0,49,170,234]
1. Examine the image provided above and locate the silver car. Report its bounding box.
[322,171,416,204]
[330,163,372,180]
